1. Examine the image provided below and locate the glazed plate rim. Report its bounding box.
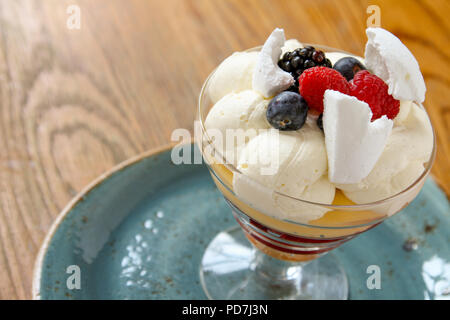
[32,143,179,300]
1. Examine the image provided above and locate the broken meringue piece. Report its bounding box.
[365,27,426,103]
[323,90,393,184]
[252,28,294,98]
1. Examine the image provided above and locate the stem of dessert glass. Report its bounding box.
[250,249,310,282]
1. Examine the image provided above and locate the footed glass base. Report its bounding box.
[200,226,348,300]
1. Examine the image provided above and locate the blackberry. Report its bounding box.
[303,59,315,69]
[278,46,333,88]
[312,50,325,64]
[291,56,303,69]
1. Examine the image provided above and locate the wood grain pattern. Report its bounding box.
[0,0,448,299]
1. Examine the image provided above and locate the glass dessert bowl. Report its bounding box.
[196,39,436,300]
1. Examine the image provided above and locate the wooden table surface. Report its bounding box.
[0,0,448,299]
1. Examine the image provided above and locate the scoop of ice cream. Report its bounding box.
[204,90,270,166]
[281,39,303,54]
[337,101,433,203]
[325,52,366,67]
[394,100,413,125]
[207,51,259,104]
[233,121,335,223]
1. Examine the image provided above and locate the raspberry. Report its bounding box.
[298,67,350,112]
[349,70,400,120]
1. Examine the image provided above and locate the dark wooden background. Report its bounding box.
[0,0,448,299]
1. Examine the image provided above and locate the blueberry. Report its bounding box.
[333,57,366,81]
[266,92,308,131]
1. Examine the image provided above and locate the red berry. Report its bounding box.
[349,70,400,120]
[298,67,350,112]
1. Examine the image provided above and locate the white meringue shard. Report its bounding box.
[337,102,433,203]
[252,28,294,98]
[365,27,426,103]
[323,90,393,184]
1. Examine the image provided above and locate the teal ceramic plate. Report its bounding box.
[33,144,450,300]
